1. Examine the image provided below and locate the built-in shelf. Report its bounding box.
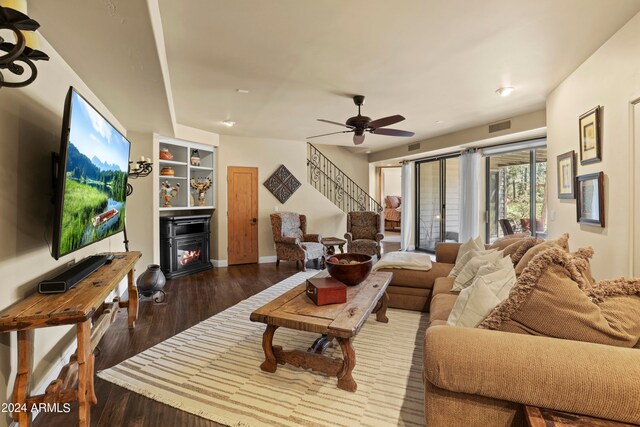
[159,206,214,211]
[159,159,188,166]
[190,166,214,171]
[156,137,217,211]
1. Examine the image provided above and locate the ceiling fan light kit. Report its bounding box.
[307,95,415,145]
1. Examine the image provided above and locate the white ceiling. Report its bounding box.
[30,0,640,152]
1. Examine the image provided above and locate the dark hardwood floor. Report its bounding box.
[33,262,301,427]
[33,242,400,427]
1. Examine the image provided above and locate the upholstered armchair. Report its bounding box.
[270,212,324,271]
[344,211,384,258]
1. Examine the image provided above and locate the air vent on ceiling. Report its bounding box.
[488,120,511,133]
[408,142,421,151]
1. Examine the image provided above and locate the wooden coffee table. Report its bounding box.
[250,271,392,392]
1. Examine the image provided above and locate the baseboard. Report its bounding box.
[212,256,278,267]
[23,284,129,425]
[211,259,228,267]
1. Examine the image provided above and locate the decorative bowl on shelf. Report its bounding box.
[325,253,373,286]
[160,167,174,176]
[159,148,174,160]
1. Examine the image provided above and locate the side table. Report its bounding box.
[321,237,346,256]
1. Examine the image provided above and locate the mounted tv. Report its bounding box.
[52,87,131,259]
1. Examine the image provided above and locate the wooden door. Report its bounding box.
[228,167,259,265]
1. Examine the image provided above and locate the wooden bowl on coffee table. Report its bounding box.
[325,253,373,286]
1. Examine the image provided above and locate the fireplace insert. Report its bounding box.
[160,215,213,278]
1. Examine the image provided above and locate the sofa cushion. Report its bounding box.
[452,251,503,291]
[479,247,640,348]
[384,262,453,289]
[514,233,569,275]
[432,277,456,298]
[429,293,459,322]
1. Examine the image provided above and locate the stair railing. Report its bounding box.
[306,142,382,213]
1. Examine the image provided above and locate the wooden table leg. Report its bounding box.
[127,269,138,329]
[77,320,91,427]
[260,325,279,373]
[13,329,33,426]
[338,244,344,253]
[374,292,390,323]
[336,338,357,392]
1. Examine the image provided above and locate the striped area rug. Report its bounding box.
[98,271,428,426]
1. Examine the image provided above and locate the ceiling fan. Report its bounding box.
[307,95,415,145]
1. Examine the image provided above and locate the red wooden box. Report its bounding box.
[305,277,347,306]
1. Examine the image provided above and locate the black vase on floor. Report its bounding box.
[136,264,167,301]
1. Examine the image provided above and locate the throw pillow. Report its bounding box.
[510,237,544,266]
[488,236,527,251]
[448,249,496,278]
[490,232,530,246]
[514,233,569,275]
[447,261,517,328]
[478,247,640,348]
[455,236,484,263]
[475,256,513,278]
[452,251,504,291]
[502,239,528,262]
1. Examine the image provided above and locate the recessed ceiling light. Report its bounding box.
[222,120,236,127]
[236,89,249,94]
[435,120,445,124]
[496,86,514,97]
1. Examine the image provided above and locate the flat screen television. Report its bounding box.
[52,87,131,259]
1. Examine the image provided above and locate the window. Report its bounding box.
[415,155,460,252]
[484,141,547,243]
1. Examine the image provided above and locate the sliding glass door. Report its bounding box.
[415,156,460,252]
[485,142,547,243]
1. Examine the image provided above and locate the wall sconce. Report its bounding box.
[0,1,49,88]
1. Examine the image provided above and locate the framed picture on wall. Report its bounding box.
[578,106,602,165]
[576,172,604,227]
[556,151,576,199]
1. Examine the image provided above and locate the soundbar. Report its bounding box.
[39,254,113,294]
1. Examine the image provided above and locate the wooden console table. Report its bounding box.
[0,251,141,427]
[525,406,634,426]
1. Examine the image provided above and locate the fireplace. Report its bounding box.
[160,215,213,278]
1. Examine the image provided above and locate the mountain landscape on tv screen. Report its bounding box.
[59,142,128,255]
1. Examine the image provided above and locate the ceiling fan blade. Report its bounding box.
[353,134,366,145]
[368,114,405,129]
[317,119,355,129]
[307,130,352,139]
[372,128,415,137]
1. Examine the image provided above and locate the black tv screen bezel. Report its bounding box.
[51,86,131,260]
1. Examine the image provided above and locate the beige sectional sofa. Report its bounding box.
[384,242,640,426]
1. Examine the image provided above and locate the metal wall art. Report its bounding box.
[264,165,301,203]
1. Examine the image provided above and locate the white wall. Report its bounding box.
[547,10,640,279]
[126,132,155,271]
[381,167,402,201]
[0,37,141,427]
[214,137,369,262]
